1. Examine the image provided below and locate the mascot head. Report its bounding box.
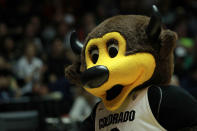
[66,5,177,111]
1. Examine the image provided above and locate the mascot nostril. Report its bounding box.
[66,5,197,131]
[81,65,109,88]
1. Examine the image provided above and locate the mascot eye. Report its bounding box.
[107,39,119,58]
[89,46,99,64]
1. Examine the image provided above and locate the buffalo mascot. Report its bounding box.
[66,5,197,131]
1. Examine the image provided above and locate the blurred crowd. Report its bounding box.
[0,0,197,122]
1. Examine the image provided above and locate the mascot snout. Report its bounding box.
[81,65,109,88]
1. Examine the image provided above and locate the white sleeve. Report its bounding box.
[15,59,25,79]
[69,96,91,121]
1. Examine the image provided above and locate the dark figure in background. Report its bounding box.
[44,38,73,101]
[0,56,20,100]
[0,36,19,64]
[46,38,71,82]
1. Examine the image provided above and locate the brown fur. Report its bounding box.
[66,15,177,87]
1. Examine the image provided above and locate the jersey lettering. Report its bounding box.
[99,110,135,129]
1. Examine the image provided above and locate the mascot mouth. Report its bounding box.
[106,84,124,100]
[105,71,143,101]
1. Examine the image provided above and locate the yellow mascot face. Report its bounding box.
[83,32,156,111]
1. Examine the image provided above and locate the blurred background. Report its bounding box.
[0,0,196,130]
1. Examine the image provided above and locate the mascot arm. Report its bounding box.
[148,85,197,130]
[80,102,100,130]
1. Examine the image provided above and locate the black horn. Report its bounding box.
[146,5,161,42]
[70,31,83,54]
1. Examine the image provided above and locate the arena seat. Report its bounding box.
[0,110,38,131]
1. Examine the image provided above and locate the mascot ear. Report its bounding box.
[160,30,177,58]
[65,62,83,87]
[146,5,162,43]
[65,31,83,87]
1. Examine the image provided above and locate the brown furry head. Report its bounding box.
[66,15,177,88]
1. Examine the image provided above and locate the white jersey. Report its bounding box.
[95,87,167,131]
